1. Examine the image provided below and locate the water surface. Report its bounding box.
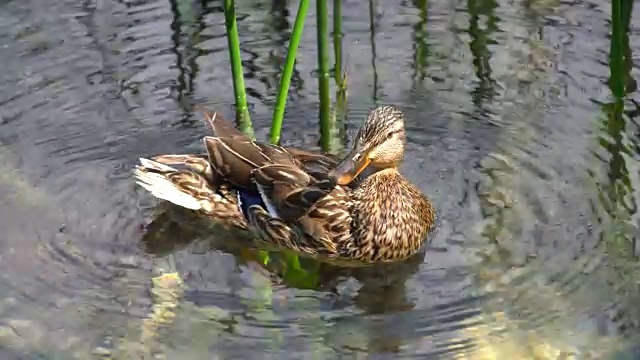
[0,0,638,358]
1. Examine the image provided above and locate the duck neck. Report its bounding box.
[358,165,399,180]
[355,167,403,194]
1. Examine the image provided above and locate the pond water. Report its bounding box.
[0,0,639,358]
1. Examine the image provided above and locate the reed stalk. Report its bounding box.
[270,0,311,144]
[331,0,349,152]
[317,0,332,151]
[608,0,629,99]
[223,0,253,134]
[332,0,343,87]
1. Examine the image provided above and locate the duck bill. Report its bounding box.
[330,145,371,185]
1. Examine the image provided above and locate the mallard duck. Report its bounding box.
[134,105,435,263]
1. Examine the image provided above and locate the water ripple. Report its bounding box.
[0,0,637,358]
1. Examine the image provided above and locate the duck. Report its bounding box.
[133,105,435,264]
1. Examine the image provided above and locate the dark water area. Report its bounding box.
[0,0,639,358]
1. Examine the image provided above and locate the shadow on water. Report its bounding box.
[466,0,499,112]
[240,0,306,108]
[168,0,207,126]
[411,0,429,88]
[138,203,456,357]
[368,0,379,103]
[0,0,639,358]
[140,204,427,314]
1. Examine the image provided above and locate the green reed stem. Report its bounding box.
[270,0,311,144]
[223,0,253,134]
[609,0,625,99]
[331,0,348,153]
[606,0,634,120]
[266,0,311,272]
[332,0,343,87]
[317,0,332,151]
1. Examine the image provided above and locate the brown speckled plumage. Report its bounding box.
[348,169,435,261]
[134,105,436,264]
